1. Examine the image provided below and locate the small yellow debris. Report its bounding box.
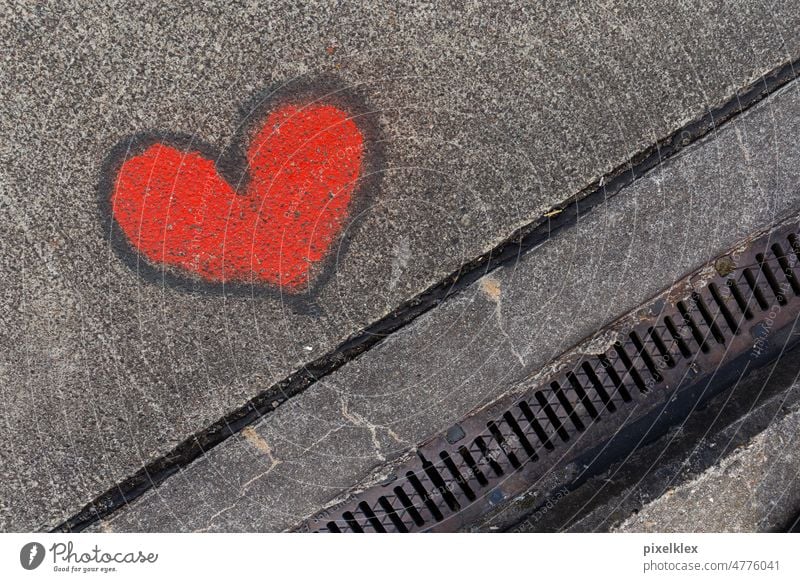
[543,208,562,218]
[714,256,736,277]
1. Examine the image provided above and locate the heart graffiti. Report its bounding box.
[106,98,370,293]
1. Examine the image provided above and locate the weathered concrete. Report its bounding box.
[94,76,800,532]
[3,0,800,531]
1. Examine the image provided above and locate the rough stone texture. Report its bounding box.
[3,0,800,531]
[96,77,800,532]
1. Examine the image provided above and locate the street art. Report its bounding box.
[103,95,370,294]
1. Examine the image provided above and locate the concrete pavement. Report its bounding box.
[94,77,800,532]
[3,0,800,531]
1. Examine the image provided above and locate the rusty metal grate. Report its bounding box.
[299,215,800,533]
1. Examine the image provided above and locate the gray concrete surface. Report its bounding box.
[2,0,800,531]
[94,77,800,532]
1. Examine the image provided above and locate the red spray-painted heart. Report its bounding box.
[109,103,364,292]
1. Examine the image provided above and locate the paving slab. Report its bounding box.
[94,77,800,532]
[3,0,800,531]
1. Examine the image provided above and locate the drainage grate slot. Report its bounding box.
[664,315,692,357]
[394,486,425,527]
[326,521,341,533]
[676,301,709,353]
[646,327,676,369]
[518,401,555,450]
[691,292,726,344]
[772,243,800,296]
[486,421,522,468]
[533,392,570,442]
[726,278,754,320]
[565,371,600,420]
[406,471,444,522]
[474,436,505,476]
[582,360,621,408]
[342,511,364,533]
[550,381,586,432]
[377,496,409,532]
[609,345,643,396]
[596,354,633,404]
[629,331,664,383]
[419,453,460,512]
[502,411,539,459]
[458,446,489,487]
[708,282,740,335]
[757,253,788,305]
[358,501,387,532]
[440,451,477,501]
[742,268,769,310]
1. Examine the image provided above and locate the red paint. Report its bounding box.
[111,104,364,290]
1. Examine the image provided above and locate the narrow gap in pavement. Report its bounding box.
[54,57,800,533]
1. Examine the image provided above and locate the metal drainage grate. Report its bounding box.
[299,215,800,533]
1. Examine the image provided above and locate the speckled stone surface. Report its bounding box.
[2,0,800,531]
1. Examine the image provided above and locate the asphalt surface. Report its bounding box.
[2,1,800,531]
[94,77,800,532]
